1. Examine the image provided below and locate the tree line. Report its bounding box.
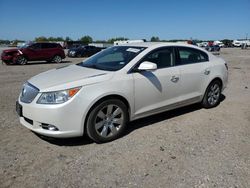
[34,36,130,44]
[0,36,235,46]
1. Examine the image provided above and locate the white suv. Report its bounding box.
[16,42,228,143]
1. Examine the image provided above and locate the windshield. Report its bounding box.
[77,46,146,71]
[18,43,34,49]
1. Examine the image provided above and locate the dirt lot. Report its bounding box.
[0,48,249,188]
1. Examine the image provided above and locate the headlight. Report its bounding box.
[71,51,76,55]
[37,87,81,104]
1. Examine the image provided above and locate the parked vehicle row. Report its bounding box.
[1,42,65,65]
[197,40,250,48]
[16,42,228,143]
[233,40,250,47]
[0,42,106,65]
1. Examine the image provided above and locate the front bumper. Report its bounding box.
[67,51,76,57]
[17,90,88,138]
[1,55,14,64]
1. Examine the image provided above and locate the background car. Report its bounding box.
[17,43,228,143]
[205,45,220,52]
[1,42,65,65]
[67,45,104,57]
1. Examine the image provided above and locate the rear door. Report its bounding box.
[175,46,211,101]
[40,43,56,60]
[132,47,181,117]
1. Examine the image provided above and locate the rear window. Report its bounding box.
[41,43,61,49]
[176,47,209,65]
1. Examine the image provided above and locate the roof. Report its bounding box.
[120,42,200,48]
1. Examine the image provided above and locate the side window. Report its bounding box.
[177,47,208,65]
[30,43,41,50]
[49,43,57,48]
[41,43,52,49]
[142,47,174,69]
[88,46,95,50]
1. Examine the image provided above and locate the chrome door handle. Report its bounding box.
[171,76,179,83]
[204,69,210,75]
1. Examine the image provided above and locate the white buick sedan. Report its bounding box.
[17,42,228,143]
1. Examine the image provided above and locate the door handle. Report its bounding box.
[204,69,210,75]
[171,76,179,83]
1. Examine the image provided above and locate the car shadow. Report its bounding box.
[36,94,226,146]
[124,103,202,136]
[36,134,94,146]
[125,94,225,136]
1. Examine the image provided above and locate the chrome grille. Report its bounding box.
[20,82,39,103]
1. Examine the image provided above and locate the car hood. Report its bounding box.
[28,64,114,92]
[69,47,82,52]
[3,48,19,53]
[69,48,78,50]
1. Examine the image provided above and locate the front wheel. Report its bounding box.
[86,99,128,143]
[16,56,27,65]
[53,55,62,63]
[202,80,222,108]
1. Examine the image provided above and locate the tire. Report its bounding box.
[86,99,128,143]
[202,80,222,108]
[53,55,62,63]
[76,53,81,58]
[16,56,27,65]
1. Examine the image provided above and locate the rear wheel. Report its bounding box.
[86,99,128,143]
[202,80,222,108]
[16,56,27,65]
[53,55,62,63]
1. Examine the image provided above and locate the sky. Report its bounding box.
[0,0,250,41]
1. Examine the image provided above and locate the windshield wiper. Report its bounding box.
[78,63,116,71]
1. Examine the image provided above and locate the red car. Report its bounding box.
[1,42,66,65]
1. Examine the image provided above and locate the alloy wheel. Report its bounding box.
[94,104,124,138]
[207,83,220,105]
[53,55,62,63]
[16,56,27,65]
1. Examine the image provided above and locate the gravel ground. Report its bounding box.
[0,48,249,188]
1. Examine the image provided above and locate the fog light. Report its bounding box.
[48,125,59,131]
[41,123,59,131]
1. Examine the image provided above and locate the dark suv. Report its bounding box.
[67,45,104,57]
[1,42,66,65]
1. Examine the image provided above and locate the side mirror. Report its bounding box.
[138,61,157,71]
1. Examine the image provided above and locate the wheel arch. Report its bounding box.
[21,54,29,60]
[14,54,29,64]
[83,94,131,135]
[53,54,62,58]
[203,77,223,98]
[15,53,29,61]
[209,77,223,88]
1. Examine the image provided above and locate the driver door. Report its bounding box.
[132,47,181,117]
[25,43,42,60]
